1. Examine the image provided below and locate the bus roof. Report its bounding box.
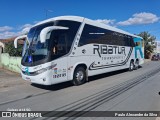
[34,15,142,39]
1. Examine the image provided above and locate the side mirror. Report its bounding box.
[40,26,69,43]
[14,35,28,48]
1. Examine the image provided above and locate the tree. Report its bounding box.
[138,31,156,59]
[4,41,23,57]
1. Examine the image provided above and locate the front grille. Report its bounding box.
[22,71,37,76]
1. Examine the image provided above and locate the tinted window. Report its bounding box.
[56,20,81,52]
[49,30,68,60]
[79,24,135,47]
[78,25,99,46]
[22,22,54,66]
[49,20,81,60]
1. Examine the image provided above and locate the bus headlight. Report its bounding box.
[36,68,47,74]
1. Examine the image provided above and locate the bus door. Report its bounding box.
[50,30,69,82]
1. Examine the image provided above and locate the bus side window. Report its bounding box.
[78,25,99,46]
[51,34,67,55]
[57,34,67,54]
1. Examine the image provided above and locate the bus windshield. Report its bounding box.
[21,20,81,66]
[22,22,53,65]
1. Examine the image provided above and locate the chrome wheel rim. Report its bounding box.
[76,71,84,81]
[135,61,139,68]
[130,63,134,69]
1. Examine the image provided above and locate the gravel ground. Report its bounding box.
[0,68,28,89]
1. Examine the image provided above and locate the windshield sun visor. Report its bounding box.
[40,26,69,43]
[14,35,28,48]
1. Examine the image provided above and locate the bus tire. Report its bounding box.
[129,61,134,71]
[73,67,86,86]
[134,60,139,70]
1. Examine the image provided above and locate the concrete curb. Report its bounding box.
[144,59,151,63]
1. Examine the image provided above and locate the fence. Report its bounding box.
[0,53,21,73]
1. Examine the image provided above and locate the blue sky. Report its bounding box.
[0,0,160,40]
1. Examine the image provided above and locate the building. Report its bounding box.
[0,41,5,53]
[0,37,24,53]
[0,37,17,54]
[154,41,160,54]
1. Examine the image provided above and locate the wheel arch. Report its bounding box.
[69,62,88,81]
[74,64,87,71]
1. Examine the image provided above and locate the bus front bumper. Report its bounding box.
[21,71,52,85]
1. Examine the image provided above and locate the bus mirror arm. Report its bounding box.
[40,26,69,43]
[14,35,28,48]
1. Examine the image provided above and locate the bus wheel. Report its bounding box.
[129,61,134,71]
[134,60,139,70]
[73,67,86,86]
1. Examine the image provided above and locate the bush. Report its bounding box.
[4,41,23,57]
[138,31,156,59]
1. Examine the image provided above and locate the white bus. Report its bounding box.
[14,16,144,86]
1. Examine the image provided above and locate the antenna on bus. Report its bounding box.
[45,9,53,19]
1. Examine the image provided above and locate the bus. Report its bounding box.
[14,16,144,86]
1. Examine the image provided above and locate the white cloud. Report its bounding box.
[20,24,33,34]
[34,21,41,24]
[0,26,15,39]
[21,27,31,34]
[117,12,159,26]
[95,19,116,26]
[0,31,19,39]
[0,26,13,32]
[21,24,33,29]
[0,23,33,39]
